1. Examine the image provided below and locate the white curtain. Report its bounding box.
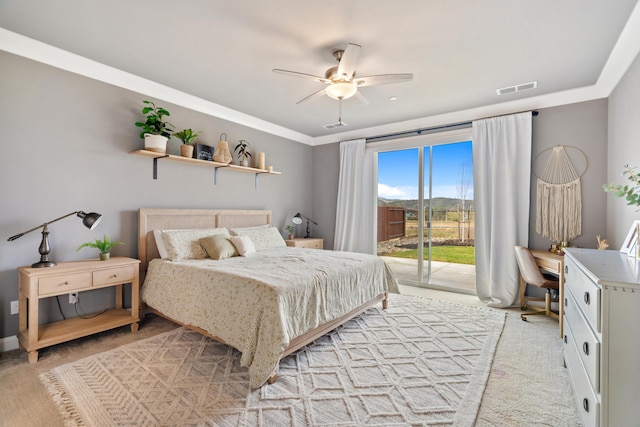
[334,139,376,253]
[472,112,532,308]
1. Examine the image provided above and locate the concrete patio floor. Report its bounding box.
[381,256,476,293]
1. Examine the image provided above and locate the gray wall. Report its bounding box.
[607,51,640,248]
[312,143,340,250]
[0,51,313,339]
[529,100,608,250]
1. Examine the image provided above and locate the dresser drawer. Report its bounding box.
[93,265,135,287]
[564,293,600,392]
[564,319,600,427]
[38,272,91,296]
[565,258,601,333]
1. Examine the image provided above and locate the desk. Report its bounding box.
[529,250,564,337]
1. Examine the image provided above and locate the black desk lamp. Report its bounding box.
[292,213,317,238]
[8,211,102,268]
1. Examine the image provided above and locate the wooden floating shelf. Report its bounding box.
[130,149,281,188]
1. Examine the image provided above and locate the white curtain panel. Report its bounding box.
[472,112,532,307]
[334,139,376,253]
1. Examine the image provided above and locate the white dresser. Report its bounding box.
[563,248,640,427]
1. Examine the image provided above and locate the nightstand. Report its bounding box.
[285,238,324,249]
[17,257,141,363]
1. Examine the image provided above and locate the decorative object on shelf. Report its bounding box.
[173,128,202,158]
[285,225,295,240]
[534,145,587,243]
[596,235,609,250]
[234,140,252,167]
[604,164,640,210]
[267,165,273,172]
[620,220,640,258]
[213,133,232,164]
[134,100,174,154]
[196,143,215,161]
[292,212,318,238]
[7,211,102,267]
[77,235,124,261]
[258,152,266,170]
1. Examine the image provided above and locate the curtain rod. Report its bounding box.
[365,110,538,143]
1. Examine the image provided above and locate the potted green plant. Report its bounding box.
[234,140,252,167]
[173,128,202,158]
[604,164,640,210]
[285,225,295,240]
[77,235,124,261]
[134,100,174,154]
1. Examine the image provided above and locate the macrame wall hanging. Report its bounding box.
[534,145,587,243]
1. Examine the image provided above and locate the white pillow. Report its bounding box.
[230,226,286,251]
[231,235,256,257]
[161,228,230,261]
[153,229,169,259]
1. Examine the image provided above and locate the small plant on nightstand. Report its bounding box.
[285,225,295,240]
[77,235,124,261]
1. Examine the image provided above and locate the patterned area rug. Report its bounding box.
[40,294,505,426]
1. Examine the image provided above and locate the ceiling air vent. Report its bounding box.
[323,121,348,129]
[496,81,537,95]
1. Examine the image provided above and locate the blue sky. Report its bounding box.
[378,140,473,200]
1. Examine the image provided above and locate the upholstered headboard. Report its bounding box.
[138,208,272,282]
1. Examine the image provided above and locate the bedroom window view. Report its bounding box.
[377,141,475,293]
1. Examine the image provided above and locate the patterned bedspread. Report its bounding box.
[141,247,398,388]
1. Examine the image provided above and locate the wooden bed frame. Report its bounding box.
[138,208,388,383]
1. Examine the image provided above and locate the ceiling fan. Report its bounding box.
[273,43,413,105]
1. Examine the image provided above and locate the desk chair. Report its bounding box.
[514,246,560,321]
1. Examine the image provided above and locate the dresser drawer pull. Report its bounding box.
[583,398,589,413]
[564,298,568,307]
[583,342,589,355]
[563,335,567,344]
[584,292,590,305]
[565,265,568,274]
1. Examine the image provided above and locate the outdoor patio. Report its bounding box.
[381,256,476,293]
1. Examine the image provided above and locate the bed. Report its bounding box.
[138,208,397,388]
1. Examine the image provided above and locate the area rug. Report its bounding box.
[40,293,505,426]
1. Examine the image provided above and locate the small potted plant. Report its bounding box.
[173,128,202,158]
[77,235,124,261]
[285,225,295,240]
[234,140,252,167]
[134,100,174,154]
[604,164,640,210]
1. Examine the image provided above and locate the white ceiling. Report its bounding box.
[1,0,639,145]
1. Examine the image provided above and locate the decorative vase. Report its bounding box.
[180,144,194,158]
[100,253,110,261]
[240,159,249,167]
[144,134,168,154]
[213,133,232,164]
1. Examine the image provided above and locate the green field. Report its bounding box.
[389,245,476,265]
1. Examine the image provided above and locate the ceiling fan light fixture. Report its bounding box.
[325,82,357,100]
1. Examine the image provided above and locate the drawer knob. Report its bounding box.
[564,298,568,307]
[565,265,568,274]
[110,274,118,278]
[563,335,567,344]
[583,398,589,413]
[583,342,589,356]
[584,292,590,305]
[64,281,69,285]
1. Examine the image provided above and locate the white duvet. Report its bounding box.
[141,247,398,388]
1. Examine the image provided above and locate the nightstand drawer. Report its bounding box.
[39,272,91,296]
[93,265,135,287]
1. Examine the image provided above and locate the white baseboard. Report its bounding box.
[0,335,19,353]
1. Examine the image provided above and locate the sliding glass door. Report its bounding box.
[375,131,475,293]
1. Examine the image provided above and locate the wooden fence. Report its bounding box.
[378,206,406,242]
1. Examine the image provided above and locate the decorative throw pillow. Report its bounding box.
[230,226,286,251]
[153,229,169,259]
[230,235,256,257]
[161,228,230,261]
[199,235,238,260]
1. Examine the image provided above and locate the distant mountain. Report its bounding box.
[378,197,474,212]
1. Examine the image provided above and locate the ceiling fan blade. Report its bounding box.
[273,69,332,84]
[336,43,361,80]
[296,88,327,104]
[354,90,370,105]
[355,73,413,87]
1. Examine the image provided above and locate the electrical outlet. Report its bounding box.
[10,300,19,315]
[69,292,79,304]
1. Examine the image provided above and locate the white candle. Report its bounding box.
[267,165,273,172]
[258,152,266,170]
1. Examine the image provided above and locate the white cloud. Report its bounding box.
[378,183,418,199]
